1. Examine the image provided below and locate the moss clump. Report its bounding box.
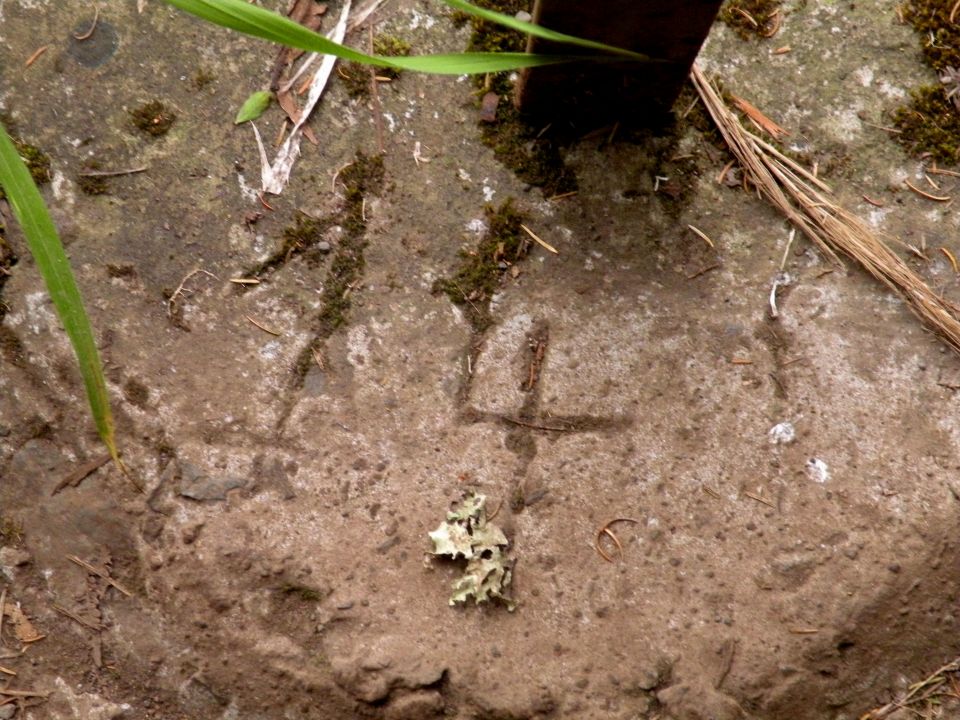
[373,34,411,80]
[719,0,782,39]
[313,153,384,334]
[479,104,577,198]
[15,138,51,186]
[433,198,527,331]
[192,68,215,90]
[461,0,528,95]
[903,0,960,72]
[0,516,23,546]
[130,100,176,137]
[77,160,109,195]
[894,85,960,162]
[341,34,412,97]
[893,0,960,161]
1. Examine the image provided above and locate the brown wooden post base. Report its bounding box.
[515,0,724,127]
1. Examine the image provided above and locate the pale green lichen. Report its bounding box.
[429,493,515,610]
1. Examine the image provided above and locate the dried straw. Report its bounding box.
[691,64,960,354]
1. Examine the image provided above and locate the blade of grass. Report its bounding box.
[439,0,659,62]
[162,0,651,74]
[0,123,119,464]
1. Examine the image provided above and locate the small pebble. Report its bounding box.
[317,241,332,253]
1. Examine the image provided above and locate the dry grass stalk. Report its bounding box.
[691,64,960,354]
[860,658,960,719]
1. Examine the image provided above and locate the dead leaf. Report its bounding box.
[3,603,45,644]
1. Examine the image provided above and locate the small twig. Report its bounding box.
[0,589,6,648]
[77,165,147,178]
[761,9,782,37]
[788,628,819,635]
[951,0,960,24]
[779,228,796,271]
[905,179,951,202]
[167,268,216,316]
[0,689,49,698]
[743,490,775,507]
[860,120,902,134]
[73,6,100,40]
[0,666,15,676]
[732,7,758,26]
[687,224,715,248]
[928,165,960,178]
[66,555,132,597]
[862,194,885,207]
[520,224,559,254]
[245,315,282,336]
[24,46,48,68]
[51,453,111,496]
[548,191,578,201]
[228,277,260,285]
[52,603,103,632]
[687,263,720,280]
[594,518,639,563]
[487,498,504,522]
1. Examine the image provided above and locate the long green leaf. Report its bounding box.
[162,0,647,73]
[0,123,118,463]
[439,0,658,62]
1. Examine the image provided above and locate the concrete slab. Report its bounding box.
[1,1,959,718]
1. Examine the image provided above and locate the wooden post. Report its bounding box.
[516,0,724,127]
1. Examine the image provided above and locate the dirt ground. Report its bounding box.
[3,0,960,718]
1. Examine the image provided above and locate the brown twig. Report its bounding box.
[67,555,132,597]
[905,179,951,202]
[73,6,100,40]
[245,315,282,336]
[52,603,103,632]
[0,688,49,698]
[24,46,48,68]
[687,263,721,280]
[594,518,639,563]
[51,453,111,496]
[77,166,147,178]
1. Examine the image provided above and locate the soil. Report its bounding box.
[2,1,960,719]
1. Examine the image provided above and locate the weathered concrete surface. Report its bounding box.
[2,1,960,719]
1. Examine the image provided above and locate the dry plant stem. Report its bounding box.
[691,63,960,354]
[862,659,960,719]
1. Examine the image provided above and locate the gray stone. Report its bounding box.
[178,462,247,501]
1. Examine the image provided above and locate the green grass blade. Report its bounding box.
[0,123,118,462]
[162,0,627,73]
[439,0,659,63]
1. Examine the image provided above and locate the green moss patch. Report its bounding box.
[479,104,577,198]
[433,199,527,332]
[893,85,960,162]
[341,34,412,97]
[894,0,960,161]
